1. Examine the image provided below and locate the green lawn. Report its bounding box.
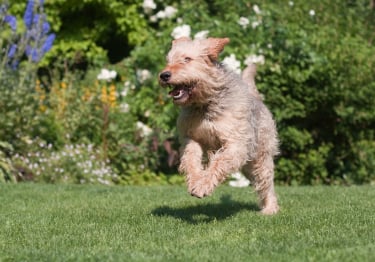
[0,184,374,261]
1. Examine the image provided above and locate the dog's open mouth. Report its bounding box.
[168,85,192,101]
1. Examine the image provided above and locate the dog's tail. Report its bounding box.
[241,63,262,99]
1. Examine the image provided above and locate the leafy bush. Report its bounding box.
[1,0,375,185]
[120,0,375,185]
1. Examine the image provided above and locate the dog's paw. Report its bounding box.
[189,176,216,198]
[260,204,279,215]
[186,174,202,194]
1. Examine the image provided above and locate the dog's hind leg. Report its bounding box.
[242,156,279,215]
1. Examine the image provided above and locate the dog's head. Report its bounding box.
[159,37,230,106]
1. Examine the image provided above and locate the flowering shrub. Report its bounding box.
[13,139,118,185]
[1,0,375,185]
[119,0,375,185]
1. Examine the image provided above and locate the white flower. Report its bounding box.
[121,88,128,97]
[124,80,135,90]
[251,20,261,29]
[97,69,117,81]
[120,103,130,113]
[154,6,177,20]
[238,17,249,29]
[245,54,265,65]
[289,1,294,6]
[171,24,191,39]
[229,172,250,187]
[309,9,315,16]
[194,30,209,40]
[156,10,166,19]
[253,4,261,14]
[97,178,111,186]
[137,69,152,83]
[222,54,241,74]
[149,15,158,22]
[142,0,156,14]
[136,121,153,137]
[164,6,177,18]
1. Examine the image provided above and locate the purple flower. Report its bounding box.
[42,21,50,34]
[23,0,34,29]
[25,46,40,62]
[7,44,17,58]
[41,33,55,53]
[4,15,16,31]
[10,60,19,70]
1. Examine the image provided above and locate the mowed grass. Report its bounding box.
[0,184,374,262]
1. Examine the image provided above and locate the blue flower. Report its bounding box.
[25,46,40,62]
[4,15,17,31]
[23,0,34,29]
[42,33,55,54]
[7,44,17,58]
[42,21,50,34]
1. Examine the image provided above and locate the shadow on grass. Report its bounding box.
[152,194,259,224]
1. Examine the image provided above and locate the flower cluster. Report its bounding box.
[237,4,263,30]
[13,140,118,185]
[142,0,177,22]
[1,3,18,69]
[1,4,16,32]
[222,54,241,74]
[222,53,265,75]
[0,0,55,70]
[23,0,55,62]
[97,68,117,81]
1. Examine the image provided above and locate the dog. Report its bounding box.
[159,37,279,215]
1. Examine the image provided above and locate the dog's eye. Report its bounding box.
[183,57,192,63]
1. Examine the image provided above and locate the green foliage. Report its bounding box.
[0,142,17,182]
[9,0,150,66]
[1,0,375,185]
[121,0,375,185]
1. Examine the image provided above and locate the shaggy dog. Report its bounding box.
[159,37,279,215]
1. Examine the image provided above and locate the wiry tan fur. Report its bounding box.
[159,37,279,215]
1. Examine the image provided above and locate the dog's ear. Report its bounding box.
[206,37,230,61]
[172,37,191,46]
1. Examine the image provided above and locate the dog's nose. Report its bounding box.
[160,71,171,82]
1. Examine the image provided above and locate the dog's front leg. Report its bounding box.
[190,143,248,198]
[178,138,205,195]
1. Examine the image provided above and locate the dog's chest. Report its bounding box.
[178,109,221,149]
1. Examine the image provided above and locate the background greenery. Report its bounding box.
[1,0,375,185]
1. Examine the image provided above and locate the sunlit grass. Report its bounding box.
[0,184,374,261]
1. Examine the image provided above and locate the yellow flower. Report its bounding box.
[101,86,108,104]
[35,79,41,92]
[39,105,47,112]
[39,94,46,102]
[82,88,92,102]
[109,84,117,108]
[60,82,67,89]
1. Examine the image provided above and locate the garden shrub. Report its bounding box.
[119,0,375,185]
[1,0,375,185]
